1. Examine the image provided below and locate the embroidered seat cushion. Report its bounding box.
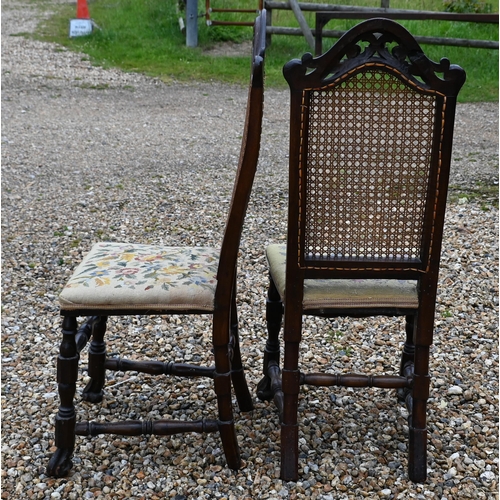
[266,244,419,310]
[59,242,219,312]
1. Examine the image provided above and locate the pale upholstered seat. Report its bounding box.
[257,18,465,484]
[267,244,418,311]
[46,10,267,478]
[59,243,219,312]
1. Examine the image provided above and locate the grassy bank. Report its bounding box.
[34,0,498,102]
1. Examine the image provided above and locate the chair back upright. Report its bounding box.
[283,18,466,301]
[215,10,266,312]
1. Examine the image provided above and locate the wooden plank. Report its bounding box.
[265,1,499,22]
[317,10,499,23]
[211,21,255,26]
[289,0,315,50]
[211,8,260,13]
[266,26,499,49]
[266,1,429,13]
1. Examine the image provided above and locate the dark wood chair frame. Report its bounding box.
[47,10,267,478]
[257,18,465,483]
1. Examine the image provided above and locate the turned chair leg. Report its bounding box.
[257,276,283,401]
[400,315,415,375]
[397,313,428,481]
[47,316,79,477]
[82,316,107,403]
[408,340,430,483]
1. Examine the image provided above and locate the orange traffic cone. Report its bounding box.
[76,0,90,19]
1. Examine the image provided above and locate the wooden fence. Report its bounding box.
[206,0,263,26]
[264,1,499,54]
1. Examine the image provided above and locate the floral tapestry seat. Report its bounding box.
[59,242,220,312]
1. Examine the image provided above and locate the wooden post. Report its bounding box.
[186,0,198,47]
[381,0,390,7]
[289,0,315,50]
[266,5,273,47]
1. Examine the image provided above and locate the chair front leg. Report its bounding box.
[398,314,415,403]
[47,316,79,477]
[257,275,283,402]
[400,314,416,374]
[82,316,107,403]
[213,343,241,470]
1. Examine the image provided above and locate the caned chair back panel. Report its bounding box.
[284,18,466,277]
[301,69,440,271]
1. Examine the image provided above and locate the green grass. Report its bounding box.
[32,0,498,101]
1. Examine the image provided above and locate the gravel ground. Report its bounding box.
[1,0,498,498]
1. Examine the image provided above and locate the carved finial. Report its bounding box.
[302,53,314,65]
[439,57,451,71]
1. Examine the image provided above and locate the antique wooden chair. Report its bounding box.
[47,10,266,478]
[257,18,465,482]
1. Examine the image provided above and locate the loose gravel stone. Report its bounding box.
[2,0,498,499]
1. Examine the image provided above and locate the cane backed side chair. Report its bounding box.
[46,10,267,478]
[257,18,465,482]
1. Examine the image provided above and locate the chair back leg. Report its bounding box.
[214,367,242,469]
[229,291,254,412]
[281,336,302,481]
[408,329,432,482]
[257,276,283,402]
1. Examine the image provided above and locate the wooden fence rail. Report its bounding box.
[263,1,499,53]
